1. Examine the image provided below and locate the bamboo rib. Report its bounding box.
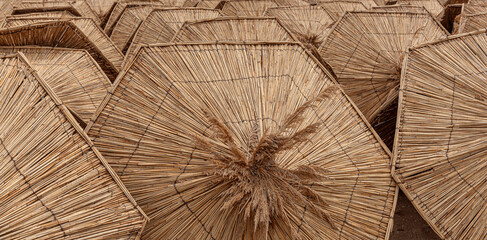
[0,53,147,240]
[11,1,101,25]
[221,0,279,16]
[318,11,448,149]
[265,6,334,48]
[86,41,396,240]
[0,47,111,125]
[3,17,124,73]
[172,17,296,42]
[104,1,165,36]
[393,28,487,240]
[123,7,221,67]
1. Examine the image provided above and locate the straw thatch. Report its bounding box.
[11,1,101,25]
[221,0,279,16]
[393,29,487,240]
[318,0,377,9]
[6,10,77,19]
[318,11,448,148]
[0,53,148,239]
[0,47,111,125]
[455,12,487,33]
[265,6,333,48]
[172,17,296,42]
[388,0,444,16]
[124,7,221,66]
[3,17,124,78]
[86,41,397,240]
[196,0,225,8]
[319,1,368,21]
[85,0,119,20]
[463,4,487,14]
[372,5,431,14]
[104,1,164,36]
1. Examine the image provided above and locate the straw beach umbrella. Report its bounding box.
[221,0,278,16]
[1,18,123,81]
[319,1,368,21]
[456,12,487,33]
[104,1,164,35]
[172,17,296,42]
[265,6,334,48]
[393,29,487,240]
[318,11,448,148]
[86,42,397,239]
[123,7,221,66]
[11,0,101,25]
[0,47,111,126]
[388,0,444,16]
[195,0,226,8]
[0,53,148,239]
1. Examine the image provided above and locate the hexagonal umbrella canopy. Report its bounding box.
[0,19,122,81]
[195,0,225,8]
[124,7,221,67]
[171,17,296,42]
[455,12,487,34]
[318,1,368,21]
[103,1,165,36]
[0,53,148,239]
[318,11,448,148]
[265,5,334,48]
[394,29,487,240]
[387,0,444,16]
[221,0,279,16]
[0,47,111,126]
[2,10,77,20]
[86,42,397,239]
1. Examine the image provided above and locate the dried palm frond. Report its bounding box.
[318,11,448,148]
[104,1,164,36]
[2,18,123,80]
[11,0,100,25]
[0,47,111,125]
[265,6,333,48]
[86,42,396,240]
[124,7,221,66]
[394,28,487,240]
[172,17,296,42]
[221,0,278,16]
[0,53,148,239]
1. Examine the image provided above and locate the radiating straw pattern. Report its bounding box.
[265,6,334,48]
[319,1,368,21]
[456,12,487,34]
[3,17,124,72]
[196,0,224,8]
[124,7,221,67]
[221,0,278,16]
[319,11,448,148]
[104,1,165,36]
[0,47,111,125]
[394,29,487,240]
[0,53,147,240]
[172,17,296,42]
[86,42,396,240]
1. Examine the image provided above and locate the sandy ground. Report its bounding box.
[390,191,440,240]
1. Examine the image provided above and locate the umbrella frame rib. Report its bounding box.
[391,27,487,239]
[5,51,150,224]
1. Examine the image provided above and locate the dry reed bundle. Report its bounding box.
[110,6,157,54]
[123,7,221,66]
[388,0,444,16]
[11,0,101,25]
[221,0,278,16]
[372,5,431,14]
[456,12,487,33]
[265,6,333,48]
[0,47,111,125]
[319,1,368,21]
[172,17,296,42]
[104,1,164,36]
[0,53,148,239]
[3,17,124,77]
[318,11,448,149]
[86,41,396,240]
[0,21,120,81]
[393,29,487,240]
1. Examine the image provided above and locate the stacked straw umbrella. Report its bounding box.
[0,19,122,81]
[123,7,222,67]
[0,47,111,127]
[171,17,297,42]
[318,1,369,20]
[0,53,148,239]
[85,41,397,239]
[393,29,487,240]
[318,11,448,149]
[436,2,487,34]
[103,0,165,35]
